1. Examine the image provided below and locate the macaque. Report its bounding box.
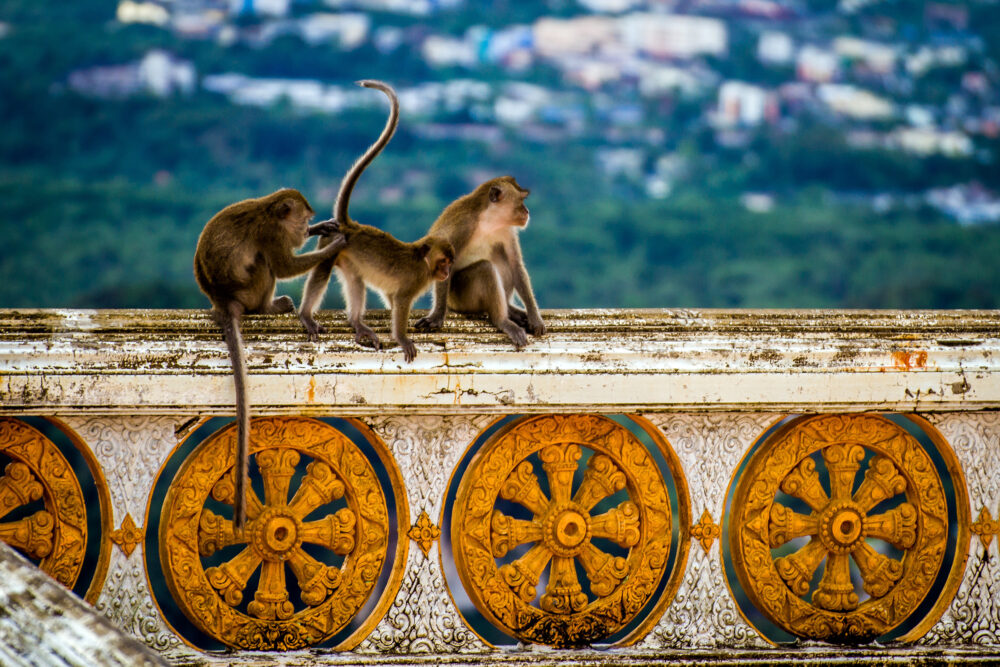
[300,80,454,362]
[415,177,545,348]
[194,188,344,530]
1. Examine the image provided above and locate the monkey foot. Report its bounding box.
[414,315,443,332]
[354,329,381,350]
[299,314,326,342]
[399,338,418,363]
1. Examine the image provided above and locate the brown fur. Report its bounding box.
[194,188,345,530]
[414,177,545,348]
[300,80,453,362]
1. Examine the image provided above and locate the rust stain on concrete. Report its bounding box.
[892,350,928,371]
[307,376,316,403]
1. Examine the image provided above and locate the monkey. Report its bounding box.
[414,177,545,348]
[299,80,455,363]
[194,188,345,531]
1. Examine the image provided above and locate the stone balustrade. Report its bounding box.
[1,308,999,665]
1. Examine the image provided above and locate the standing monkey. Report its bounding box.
[194,189,344,530]
[299,80,454,361]
[299,79,398,342]
[415,177,546,347]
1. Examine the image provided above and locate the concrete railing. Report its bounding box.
[1,308,998,665]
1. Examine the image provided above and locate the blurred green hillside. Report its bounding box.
[2,0,1000,310]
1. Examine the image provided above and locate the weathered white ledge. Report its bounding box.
[1,308,999,414]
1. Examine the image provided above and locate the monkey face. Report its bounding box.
[427,242,454,281]
[487,181,531,228]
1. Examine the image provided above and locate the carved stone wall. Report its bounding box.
[2,309,1000,663]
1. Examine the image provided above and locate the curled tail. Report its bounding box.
[334,80,399,225]
[221,309,249,531]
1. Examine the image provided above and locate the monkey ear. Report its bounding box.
[415,242,431,260]
[274,199,293,219]
[489,185,503,203]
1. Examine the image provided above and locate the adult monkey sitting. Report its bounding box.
[415,177,545,348]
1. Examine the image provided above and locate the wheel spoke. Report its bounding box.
[288,461,346,520]
[256,448,300,507]
[774,538,827,597]
[853,456,907,512]
[205,547,262,607]
[852,541,903,598]
[211,471,265,521]
[499,461,550,516]
[577,542,629,597]
[822,444,865,501]
[768,503,819,548]
[248,560,294,620]
[0,510,53,558]
[0,462,43,520]
[498,543,552,602]
[590,500,640,548]
[299,507,356,555]
[491,511,543,557]
[287,547,342,607]
[539,444,581,505]
[779,458,829,512]
[198,508,246,556]
[572,454,626,512]
[863,502,917,549]
[812,552,858,611]
[540,555,588,613]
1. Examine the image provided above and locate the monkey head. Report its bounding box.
[486,176,531,228]
[417,237,454,281]
[270,189,316,245]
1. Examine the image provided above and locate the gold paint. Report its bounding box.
[691,509,721,553]
[159,416,398,651]
[452,414,682,648]
[408,511,441,558]
[0,418,89,593]
[728,414,969,644]
[971,507,999,550]
[110,513,143,557]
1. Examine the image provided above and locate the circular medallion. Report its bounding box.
[158,417,403,650]
[450,414,688,648]
[0,417,110,601]
[726,414,969,643]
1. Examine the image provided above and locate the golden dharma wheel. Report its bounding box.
[0,417,90,592]
[727,414,969,643]
[159,417,397,650]
[451,415,683,648]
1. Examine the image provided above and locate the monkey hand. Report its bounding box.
[353,324,381,351]
[308,218,341,237]
[527,316,546,337]
[500,321,529,349]
[414,313,444,331]
[399,337,418,363]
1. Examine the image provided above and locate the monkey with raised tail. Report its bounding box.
[300,80,455,362]
[415,177,545,348]
[194,188,345,531]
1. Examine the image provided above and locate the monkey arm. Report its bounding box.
[415,278,450,331]
[270,234,346,279]
[391,293,418,363]
[510,242,546,336]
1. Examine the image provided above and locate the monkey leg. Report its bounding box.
[343,271,381,350]
[453,261,528,349]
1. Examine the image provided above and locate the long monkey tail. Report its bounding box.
[334,80,399,226]
[221,309,250,532]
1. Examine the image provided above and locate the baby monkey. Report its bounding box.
[194,188,344,531]
[300,80,454,362]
